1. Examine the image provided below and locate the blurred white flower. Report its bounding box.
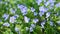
[24,16,30,23]
[30,7,35,12]
[3,22,10,27]
[10,16,16,23]
[2,14,9,20]
[33,18,38,23]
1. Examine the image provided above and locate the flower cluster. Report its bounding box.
[0,0,60,34]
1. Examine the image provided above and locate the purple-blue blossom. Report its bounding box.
[36,0,42,5]
[17,4,27,15]
[41,21,46,28]
[44,1,50,6]
[48,0,55,3]
[9,16,16,23]
[14,14,19,19]
[24,16,30,23]
[55,2,60,7]
[50,21,53,26]
[33,18,39,23]
[57,21,60,25]
[46,12,50,18]
[3,22,10,27]
[2,14,9,20]
[31,24,35,28]
[34,12,37,16]
[39,6,48,12]
[39,6,48,17]
[25,27,29,31]
[30,7,35,12]
[10,8,16,14]
[39,11,45,17]
[29,27,33,32]
[15,27,19,32]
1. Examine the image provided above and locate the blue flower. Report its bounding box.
[44,1,50,6]
[9,16,16,23]
[39,11,45,17]
[46,12,50,18]
[2,14,9,20]
[36,0,42,5]
[55,2,60,7]
[15,27,19,32]
[33,18,38,23]
[3,22,10,27]
[29,27,33,32]
[24,16,30,23]
[41,21,46,28]
[57,21,60,25]
[30,7,35,12]
[34,12,37,16]
[39,6,48,17]
[25,27,29,31]
[17,4,27,15]
[14,14,19,19]
[10,8,16,14]
[50,21,53,26]
[31,24,35,28]
[48,0,55,3]
[39,6,48,12]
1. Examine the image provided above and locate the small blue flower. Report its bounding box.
[33,18,38,23]
[14,14,19,19]
[39,11,45,17]
[3,22,10,27]
[2,14,9,20]
[50,21,53,26]
[36,0,42,5]
[39,6,48,12]
[30,7,35,12]
[17,4,27,15]
[46,12,50,18]
[44,1,50,6]
[10,8,16,14]
[34,12,37,16]
[48,0,55,3]
[57,21,60,25]
[9,16,16,23]
[55,2,60,7]
[41,21,46,28]
[24,16,30,23]
[25,27,29,31]
[15,27,19,32]
[31,24,35,28]
[29,27,33,32]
